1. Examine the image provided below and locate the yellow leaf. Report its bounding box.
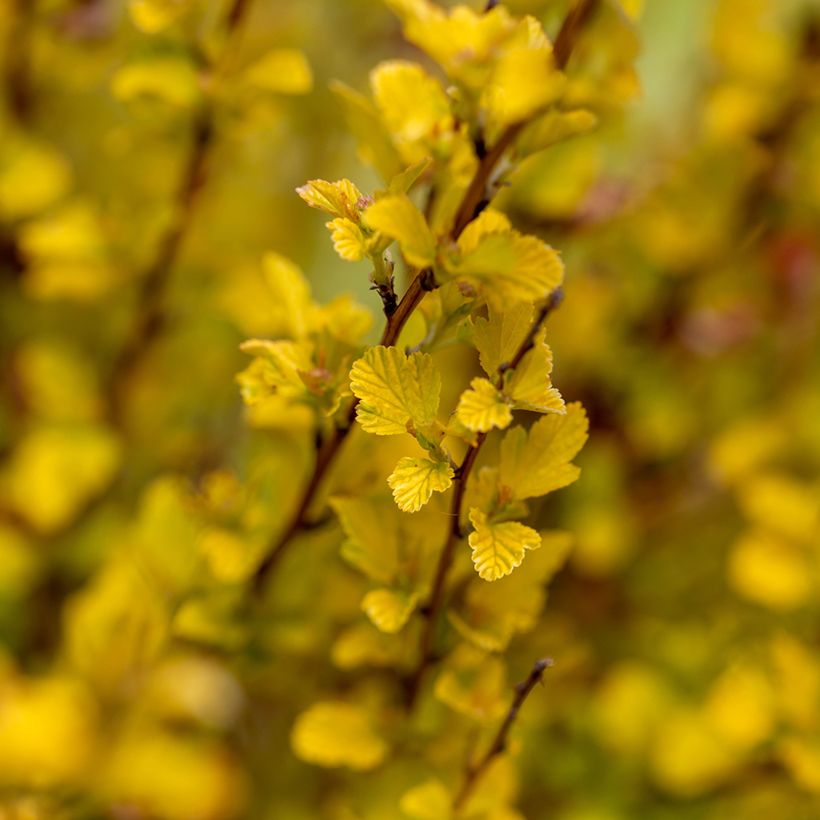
[727,531,811,610]
[370,60,452,162]
[400,779,452,820]
[449,230,563,305]
[296,178,363,221]
[472,301,533,376]
[650,710,735,797]
[449,531,571,651]
[19,201,116,301]
[16,341,101,423]
[102,729,242,819]
[737,472,818,543]
[704,663,774,752]
[517,108,598,157]
[243,48,312,95]
[260,252,314,339]
[331,81,403,181]
[387,456,453,512]
[0,677,97,787]
[388,157,432,195]
[199,528,255,584]
[779,736,820,795]
[386,1,517,88]
[4,424,121,533]
[331,496,400,583]
[0,138,71,221]
[434,644,508,721]
[361,588,418,633]
[499,402,588,500]
[238,339,313,401]
[457,208,513,256]
[316,294,373,345]
[456,377,512,433]
[350,346,440,436]
[128,0,191,32]
[483,42,564,128]
[331,623,407,670]
[363,194,436,268]
[326,217,367,261]
[504,331,565,414]
[468,509,541,581]
[290,702,387,771]
[111,57,201,108]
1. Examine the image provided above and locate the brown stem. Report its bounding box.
[453,657,554,813]
[553,0,600,71]
[405,287,564,706]
[4,0,34,124]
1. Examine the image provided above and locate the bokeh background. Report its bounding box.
[1,0,819,817]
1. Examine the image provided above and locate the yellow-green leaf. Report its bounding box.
[499,402,588,500]
[361,588,418,633]
[260,252,314,339]
[387,456,454,512]
[290,702,387,770]
[363,195,436,268]
[458,208,513,256]
[330,81,403,181]
[400,779,452,820]
[472,302,533,376]
[350,346,440,436]
[330,496,400,584]
[456,378,512,433]
[243,48,312,95]
[468,508,541,581]
[326,217,367,261]
[111,57,200,108]
[128,0,192,32]
[296,178,363,221]
[434,643,508,720]
[504,331,565,414]
[483,42,564,128]
[238,339,312,400]
[370,60,452,162]
[449,230,563,304]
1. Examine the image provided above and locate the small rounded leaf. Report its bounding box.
[291,702,387,771]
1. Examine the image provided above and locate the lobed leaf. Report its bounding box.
[499,402,588,500]
[296,178,363,221]
[387,456,454,512]
[363,195,437,268]
[325,217,366,261]
[468,508,541,581]
[361,588,419,633]
[290,702,387,770]
[456,378,512,433]
[350,346,440,436]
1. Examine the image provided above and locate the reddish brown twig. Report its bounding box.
[453,657,554,813]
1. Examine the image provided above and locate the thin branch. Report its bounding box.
[4,0,35,124]
[405,289,564,706]
[453,657,554,813]
[553,0,599,71]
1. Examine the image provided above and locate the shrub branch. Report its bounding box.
[453,657,554,813]
[405,289,564,706]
